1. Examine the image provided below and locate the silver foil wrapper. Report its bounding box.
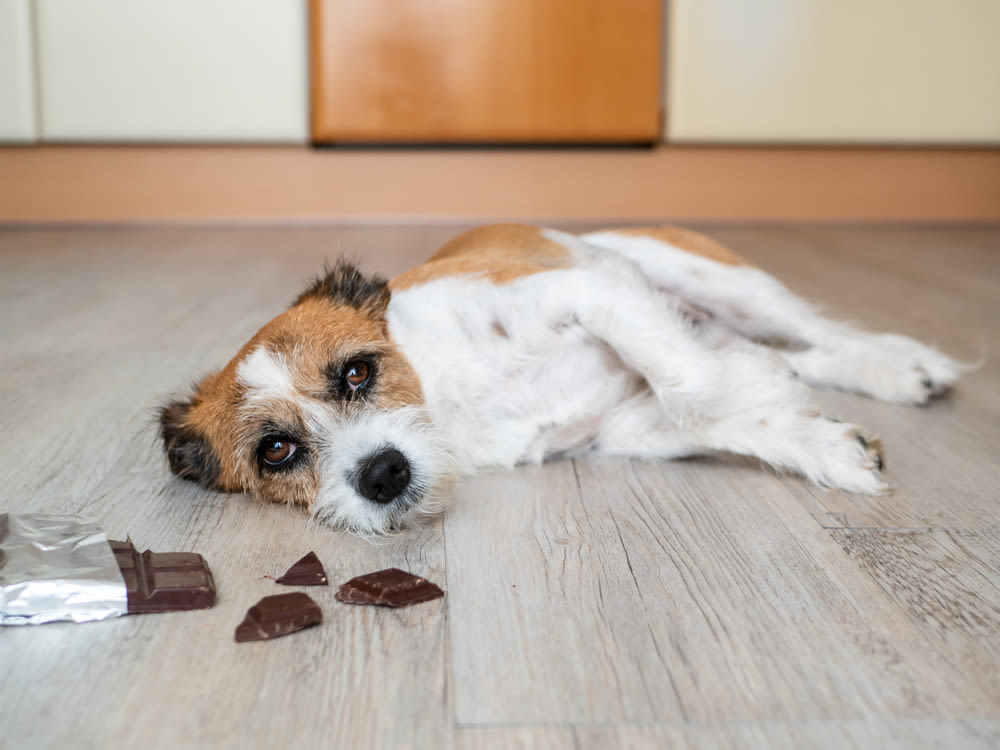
[0,513,128,625]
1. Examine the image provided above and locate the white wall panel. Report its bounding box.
[0,0,38,142]
[36,0,308,142]
[668,0,1000,144]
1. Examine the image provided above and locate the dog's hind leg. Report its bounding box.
[577,227,963,405]
[588,387,887,496]
[516,265,887,494]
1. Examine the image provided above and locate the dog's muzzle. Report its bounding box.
[355,448,411,504]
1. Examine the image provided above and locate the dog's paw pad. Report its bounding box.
[850,429,885,473]
[869,337,960,404]
[808,423,888,495]
[914,366,955,402]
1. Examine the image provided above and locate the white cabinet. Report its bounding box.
[0,0,37,142]
[667,0,1000,144]
[36,0,308,142]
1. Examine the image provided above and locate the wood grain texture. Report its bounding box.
[444,458,985,724]
[2,147,999,223]
[1,224,999,748]
[455,727,576,750]
[310,0,661,142]
[832,528,1000,706]
[458,721,1000,750]
[574,720,1000,749]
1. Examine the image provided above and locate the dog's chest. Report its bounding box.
[387,278,639,469]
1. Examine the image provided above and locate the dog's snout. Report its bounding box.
[356,448,411,504]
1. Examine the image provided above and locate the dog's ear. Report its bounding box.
[159,389,221,489]
[293,260,390,317]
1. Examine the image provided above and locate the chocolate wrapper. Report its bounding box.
[0,513,128,625]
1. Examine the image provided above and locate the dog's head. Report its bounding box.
[160,261,455,535]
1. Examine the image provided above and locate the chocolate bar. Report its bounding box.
[109,540,216,614]
[275,551,328,586]
[235,592,322,642]
[335,568,444,608]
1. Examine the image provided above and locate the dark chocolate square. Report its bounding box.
[335,568,444,608]
[235,592,323,642]
[109,539,216,614]
[275,551,328,586]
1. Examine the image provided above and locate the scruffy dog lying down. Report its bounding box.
[160,224,961,535]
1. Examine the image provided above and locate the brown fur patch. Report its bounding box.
[390,224,571,291]
[600,225,748,267]
[161,369,244,494]
[229,298,421,408]
[429,223,572,264]
[162,295,423,510]
[391,223,747,291]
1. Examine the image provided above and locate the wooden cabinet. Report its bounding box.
[36,0,309,142]
[667,0,1000,144]
[310,0,662,144]
[0,0,37,143]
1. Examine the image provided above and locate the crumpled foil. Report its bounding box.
[0,513,127,625]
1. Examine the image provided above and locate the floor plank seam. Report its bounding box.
[453,717,1000,731]
[824,526,1000,532]
[442,514,458,735]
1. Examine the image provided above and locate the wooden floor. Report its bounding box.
[1,224,998,749]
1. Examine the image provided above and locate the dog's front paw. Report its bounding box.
[808,421,889,495]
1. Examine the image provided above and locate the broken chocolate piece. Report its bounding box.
[109,539,216,614]
[275,551,328,586]
[335,568,444,608]
[235,592,322,642]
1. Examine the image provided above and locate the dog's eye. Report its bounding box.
[344,359,372,391]
[262,439,297,466]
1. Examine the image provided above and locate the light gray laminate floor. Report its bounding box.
[1,224,998,749]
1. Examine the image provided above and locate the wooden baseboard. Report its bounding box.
[1,145,998,223]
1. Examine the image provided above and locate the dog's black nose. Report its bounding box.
[356,448,411,504]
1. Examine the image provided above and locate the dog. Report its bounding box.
[160,224,961,535]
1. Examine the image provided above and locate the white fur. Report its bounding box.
[308,406,457,536]
[581,230,963,404]
[236,347,457,535]
[387,277,643,470]
[384,229,929,496]
[237,346,297,403]
[237,228,964,531]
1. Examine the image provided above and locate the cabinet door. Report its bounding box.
[668,0,1000,144]
[36,0,308,142]
[311,0,662,143]
[0,0,37,143]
